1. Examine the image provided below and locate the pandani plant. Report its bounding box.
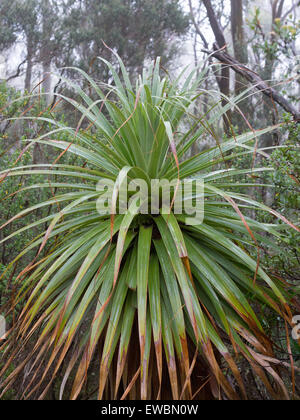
[0,54,299,400]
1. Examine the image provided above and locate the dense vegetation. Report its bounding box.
[0,0,299,400]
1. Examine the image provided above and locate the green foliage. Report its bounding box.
[0,81,28,129]
[62,0,189,78]
[0,82,39,265]
[0,356,16,400]
[0,1,18,51]
[0,82,87,266]
[273,16,300,45]
[0,0,62,68]
[1,0,189,93]
[267,116,300,277]
[0,56,298,401]
[0,263,7,303]
[226,114,299,281]
[0,263,18,314]
[248,6,300,76]
[0,147,38,264]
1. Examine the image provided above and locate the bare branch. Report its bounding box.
[282,1,300,21]
[49,68,65,110]
[200,0,232,133]
[5,58,27,83]
[203,46,300,121]
[202,0,226,48]
[188,0,209,48]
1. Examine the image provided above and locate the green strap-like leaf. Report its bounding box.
[137,224,153,395]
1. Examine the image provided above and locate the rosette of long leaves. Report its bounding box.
[0,55,299,400]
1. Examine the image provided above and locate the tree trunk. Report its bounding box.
[260,1,285,204]
[202,0,232,135]
[231,0,250,131]
[231,0,248,94]
[42,60,52,105]
[41,0,52,105]
[24,40,34,92]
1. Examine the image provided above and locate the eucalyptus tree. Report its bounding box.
[60,0,190,82]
